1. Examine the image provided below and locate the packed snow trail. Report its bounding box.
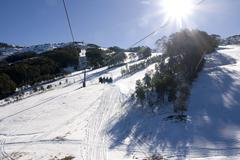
[84,86,125,160]
[0,53,157,159]
[0,83,134,159]
[2,46,240,159]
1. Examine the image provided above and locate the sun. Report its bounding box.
[161,0,194,27]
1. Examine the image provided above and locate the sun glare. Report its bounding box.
[161,0,194,27]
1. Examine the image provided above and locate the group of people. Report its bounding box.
[99,77,113,84]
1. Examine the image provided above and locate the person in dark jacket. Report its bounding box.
[99,77,103,83]
[109,77,113,83]
[102,77,106,83]
[105,77,109,83]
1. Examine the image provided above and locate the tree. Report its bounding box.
[105,47,126,66]
[6,51,37,63]
[165,29,218,81]
[143,72,152,88]
[135,80,145,106]
[165,74,177,102]
[211,34,221,46]
[0,73,16,99]
[86,47,105,68]
[0,42,14,48]
[127,46,152,59]
[87,43,100,49]
[108,46,125,53]
[174,85,190,113]
[106,52,126,66]
[121,68,127,76]
[155,36,168,53]
[1,56,59,87]
[127,46,143,52]
[134,29,218,114]
[43,46,79,68]
[129,52,137,61]
[151,74,166,104]
[138,47,152,59]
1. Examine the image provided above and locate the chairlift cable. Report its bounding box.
[62,0,87,87]
[129,21,169,48]
[62,0,75,42]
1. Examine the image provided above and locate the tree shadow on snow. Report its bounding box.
[107,51,240,158]
[204,51,237,68]
[187,50,240,157]
[107,100,194,158]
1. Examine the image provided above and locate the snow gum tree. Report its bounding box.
[135,29,218,113]
[0,73,16,99]
[135,80,146,106]
[143,72,152,89]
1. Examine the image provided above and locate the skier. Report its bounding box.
[109,77,113,83]
[106,77,109,83]
[99,77,103,83]
[102,77,106,83]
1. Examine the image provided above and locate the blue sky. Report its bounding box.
[0,0,239,48]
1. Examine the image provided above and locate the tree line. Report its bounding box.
[85,46,126,69]
[121,55,161,76]
[0,42,152,99]
[86,45,151,69]
[135,29,219,114]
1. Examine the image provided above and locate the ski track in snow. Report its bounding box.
[0,139,14,160]
[0,57,137,159]
[1,46,240,159]
[83,86,126,160]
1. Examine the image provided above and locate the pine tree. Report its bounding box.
[174,85,189,114]
[0,73,16,99]
[135,80,145,106]
[143,72,152,89]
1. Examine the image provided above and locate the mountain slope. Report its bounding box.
[0,42,84,58]
[109,45,240,159]
[0,56,156,159]
[1,45,240,159]
[221,35,240,45]
[186,45,240,158]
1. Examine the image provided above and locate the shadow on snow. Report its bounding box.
[107,50,240,158]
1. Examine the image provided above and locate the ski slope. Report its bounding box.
[0,58,156,159]
[187,45,240,159]
[1,45,240,159]
[108,45,240,159]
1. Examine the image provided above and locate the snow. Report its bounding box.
[221,35,240,45]
[1,45,240,159]
[0,42,84,57]
[0,58,153,159]
[106,45,240,159]
[115,64,155,95]
[124,52,138,63]
[185,45,240,158]
[124,52,162,64]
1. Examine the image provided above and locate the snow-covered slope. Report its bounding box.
[0,58,155,159]
[221,35,240,45]
[186,45,240,158]
[108,45,240,159]
[1,45,240,159]
[0,42,84,57]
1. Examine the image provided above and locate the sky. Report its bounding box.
[0,0,239,48]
